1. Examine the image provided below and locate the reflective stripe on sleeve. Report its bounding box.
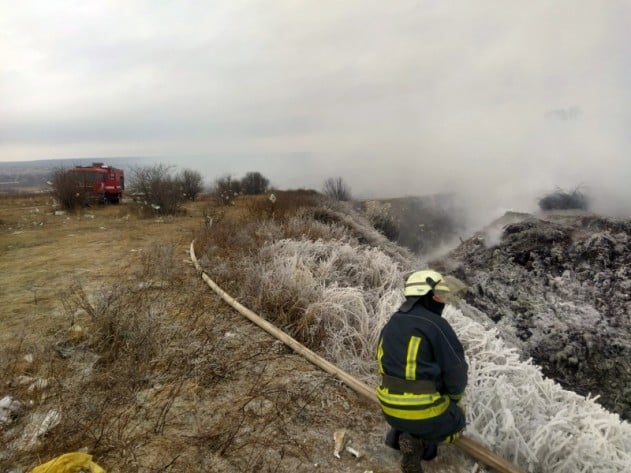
[377,339,384,375]
[405,336,422,380]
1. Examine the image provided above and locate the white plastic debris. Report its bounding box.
[18,409,61,450]
[38,410,60,436]
[0,395,23,427]
[27,378,49,392]
[345,445,363,459]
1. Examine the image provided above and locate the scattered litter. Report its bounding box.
[71,324,83,333]
[99,226,107,230]
[0,395,23,427]
[15,374,39,389]
[19,409,61,450]
[23,354,34,364]
[333,429,347,458]
[17,375,35,386]
[30,452,105,473]
[37,410,61,437]
[83,214,95,219]
[332,429,365,460]
[345,445,363,459]
[53,210,65,216]
[27,378,49,392]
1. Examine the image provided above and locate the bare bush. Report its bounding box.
[179,169,204,201]
[240,171,270,195]
[129,164,184,216]
[50,167,86,211]
[538,186,589,211]
[212,175,242,205]
[322,177,352,201]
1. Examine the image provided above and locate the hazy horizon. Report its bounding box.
[2,1,630,218]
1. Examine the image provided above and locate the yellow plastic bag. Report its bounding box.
[30,452,105,473]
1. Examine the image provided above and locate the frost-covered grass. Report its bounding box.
[446,307,631,473]
[243,237,404,377]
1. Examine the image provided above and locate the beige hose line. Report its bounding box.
[190,241,525,473]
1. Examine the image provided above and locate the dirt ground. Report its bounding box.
[0,194,480,472]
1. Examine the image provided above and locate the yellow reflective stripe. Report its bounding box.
[449,393,463,401]
[379,397,450,420]
[376,387,442,406]
[444,432,461,444]
[405,336,422,380]
[377,339,384,374]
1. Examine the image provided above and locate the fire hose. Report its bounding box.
[190,241,525,473]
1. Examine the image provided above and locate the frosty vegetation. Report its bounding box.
[196,194,631,473]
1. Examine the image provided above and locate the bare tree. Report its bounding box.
[240,171,270,195]
[322,177,352,201]
[213,174,242,205]
[179,169,204,201]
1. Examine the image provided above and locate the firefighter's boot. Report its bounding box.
[399,433,424,473]
[422,442,438,461]
[385,428,401,450]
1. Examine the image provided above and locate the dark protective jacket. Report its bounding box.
[376,303,468,421]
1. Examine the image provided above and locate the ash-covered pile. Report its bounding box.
[437,210,631,420]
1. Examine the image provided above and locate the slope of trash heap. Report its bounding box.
[437,210,631,420]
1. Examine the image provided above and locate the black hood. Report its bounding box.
[399,292,445,316]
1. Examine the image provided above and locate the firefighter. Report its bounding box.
[376,270,468,473]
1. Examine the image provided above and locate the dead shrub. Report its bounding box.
[128,164,186,216]
[322,177,352,201]
[538,186,589,211]
[50,167,87,211]
[212,174,242,206]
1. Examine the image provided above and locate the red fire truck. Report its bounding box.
[68,162,125,204]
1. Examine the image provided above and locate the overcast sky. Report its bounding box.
[1,1,630,216]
